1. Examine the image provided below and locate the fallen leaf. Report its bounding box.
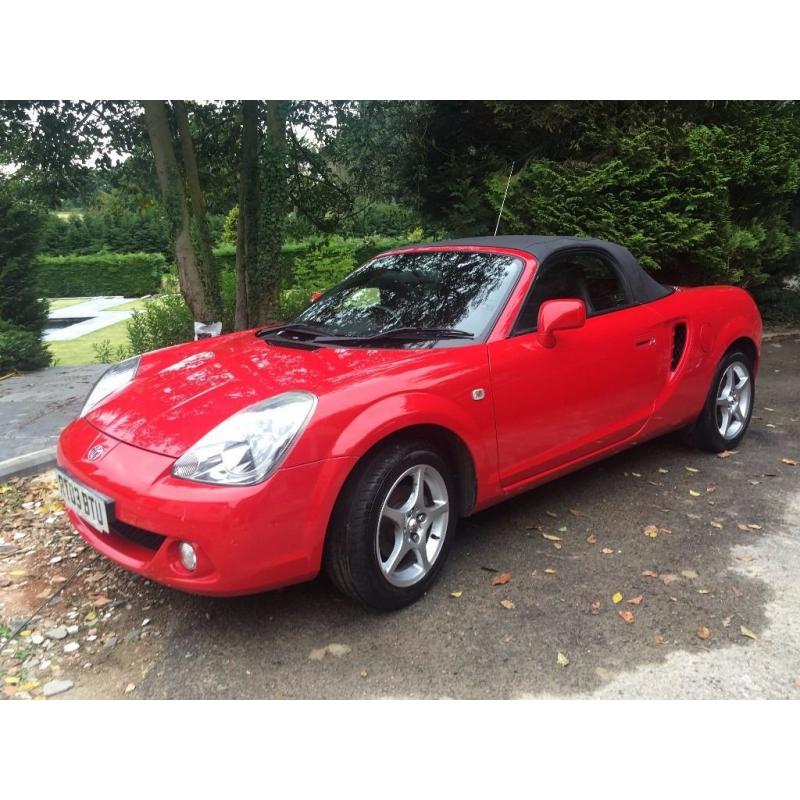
[552,542,562,550]
[491,572,512,586]
[631,471,642,478]
[545,511,558,518]
[697,626,711,640]
[737,523,750,531]
[586,534,597,544]
[642,570,659,578]
[749,479,761,485]
[781,458,798,466]
[722,616,732,628]
[591,601,601,613]
[740,625,758,640]
[557,525,568,533]
[568,509,587,517]
[601,547,614,555]
[499,599,515,609]
[658,468,670,473]
[681,569,699,580]
[717,450,737,458]
[689,489,701,497]
[710,521,723,529]
[91,594,112,607]
[653,633,666,645]
[124,683,136,694]
[612,591,623,604]
[643,524,659,538]
[542,533,561,542]
[660,574,678,585]
[543,568,556,575]
[627,595,643,605]
[8,570,25,577]
[449,591,462,598]
[697,589,710,595]
[618,610,634,624]
[747,524,762,530]
[685,466,699,473]
[84,610,97,623]
[360,670,368,678]
[556,651,570,667]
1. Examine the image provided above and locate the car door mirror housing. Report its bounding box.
[536,299,586,348]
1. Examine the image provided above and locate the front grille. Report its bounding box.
[112,519,167,551]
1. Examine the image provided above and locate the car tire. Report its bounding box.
[324,438,458,610]
[685,349,756,453]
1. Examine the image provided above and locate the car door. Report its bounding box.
[488,249,668,488]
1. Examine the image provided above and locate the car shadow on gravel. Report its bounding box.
[139,428,784,699]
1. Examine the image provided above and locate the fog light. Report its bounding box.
[178,542,197,572]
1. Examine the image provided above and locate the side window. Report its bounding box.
[514,251,630,333]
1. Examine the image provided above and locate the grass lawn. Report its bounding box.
[47,298,149,366]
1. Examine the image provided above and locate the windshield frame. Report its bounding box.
[290,246,529,347]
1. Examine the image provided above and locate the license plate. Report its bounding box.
[56,469,113,534]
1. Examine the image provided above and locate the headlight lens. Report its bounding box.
[80,356,141,417]
[172,391,317,486]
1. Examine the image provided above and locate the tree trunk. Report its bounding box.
[250,100,289,326]
[172,100,221,323]
[234,101,260,329]
[141,100,215,324]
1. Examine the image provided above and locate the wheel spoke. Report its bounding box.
[719,407,731,436]
[414,541,430,571]
[716,394,729,407]
[735,373,749,391]
[733,403,745,423]
[425,498,449,522]
[399,466,425,514]
[382,538,409,576]
[381,505,406,529]
[722,368,734,395]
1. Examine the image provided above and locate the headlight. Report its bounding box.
[172,391,317,486]
[80,356,141,417]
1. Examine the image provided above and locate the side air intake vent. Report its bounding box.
[671,323,687,371]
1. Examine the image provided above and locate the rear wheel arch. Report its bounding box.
[725,336,758,372]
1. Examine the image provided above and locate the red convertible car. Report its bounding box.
[57,236,762,609]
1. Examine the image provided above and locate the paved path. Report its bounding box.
[45,297,136,342]
[0,365,104,479]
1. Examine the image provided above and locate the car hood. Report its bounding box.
[85,330,434,458]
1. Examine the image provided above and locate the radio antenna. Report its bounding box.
[493,161,515,236]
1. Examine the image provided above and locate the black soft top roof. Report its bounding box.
[399,235,671,304]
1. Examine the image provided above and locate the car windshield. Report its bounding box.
[290,250,523,345]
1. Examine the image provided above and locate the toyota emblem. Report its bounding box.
[87,445,105,461]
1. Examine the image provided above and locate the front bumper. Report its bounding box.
[57,417,356,595]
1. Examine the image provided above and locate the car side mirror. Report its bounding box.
[536,299,586,348]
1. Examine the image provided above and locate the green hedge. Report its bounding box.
[36,252,165,297]
[213,235,413,293]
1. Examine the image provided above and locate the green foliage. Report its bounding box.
[92,338,131,364]
[126,295,194,355]
[488,109,800,287]
[36,252,165,297]
[221,206,238,245]
[0,185,49,334]
[0,320,51,373]
[0,182,52,372]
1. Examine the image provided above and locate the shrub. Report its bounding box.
[126,294,194,355]
[0,320,51,374]
[36,252,165,297]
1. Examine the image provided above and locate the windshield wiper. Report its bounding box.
[315,327,474,345]
[258,323,334,339]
